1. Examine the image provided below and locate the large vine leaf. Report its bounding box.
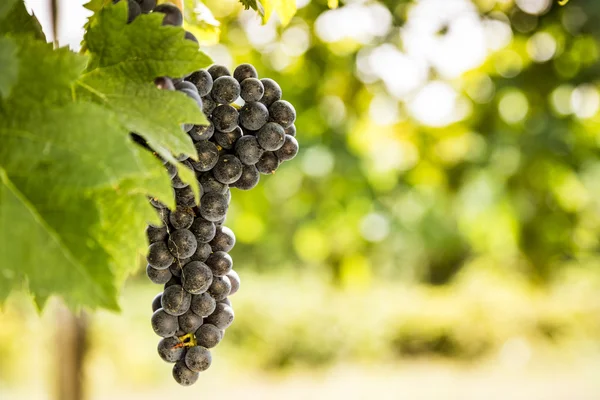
[78,1,211,166]
[0,1,209,310]
[0,0,45,39]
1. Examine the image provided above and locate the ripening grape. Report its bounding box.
[146,225,167,243]
[208,275,231,301]
[205,302,234,329]
[205,251,233,276]
[211,76,241,105]
[137,0,157,14]
[178,309,204,333]
[275,134,299,161]
[147,264,173,284]
[199,171,228,195]
[181,261,213,294]
[169,206,194,230]
[153,3,183,26]
[240,78,264,102]
[211,104,239,133]
[226,270,240,296]
[284,124,296,137]
[167,229,198,259]
[191,140,219,172]
[147,241,174,270]
[256,151,280,175]
[175,80,198,93]
[151,308,179,337]
[202,96,217,116]
[186,69,213,97]
[157,336,185,363]
[269,100,296,128]
[189,217,216,243]
[232,164,260,191]
[189,122,214,142]
[257,122,285,151]
[152,293,163,312]
[207,65,231,80]
[214,126,242,150]
[210,226,236,252]
[175,186,197,207]
[190,242,212,262]
[233,63,258,82]
[126,0,141,23]
[185,346,212,372]
[172,360,199,386]
[195,323,222,348]
[191,292,217,317]
[213,154,243,185]
[235,135,264,165]
[260,78,282,106]
[199,192,229,222]
[161,284,192,316]
[239,101,269,131]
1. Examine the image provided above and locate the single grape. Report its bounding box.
[184,31,198,44]
[207,65,231,80]
[190,242,212,262]
[233,63,258,82]
[208,276,231,301]
[137,0,156,14]
[153,3,183,26]
[189,122,214,142]
[186,69,213,97]
[227,270,240,296]
[220,297,231,306]
[169,206,194,230]
[175,186,197,207]
[191,140,219,172]
[211,76,241,105]
[164,276,181,289]
[178,309,204,333]
[169,262,182,278]
[178,88,203,110]
[152,293,163,312]
[205,302,234,329]
[182,261,213,295]
[205,251,233,277]
[185,346,212,372]
[147,264,173,284]
[240,78,264,102]
[157,336,185,363]
[147,242,174,270]
[214,126,242,150]
[256,151,280,175]
[211,104,239,132]
[165,162,177,179]
[275,134,299,161]
[260,78,282,106]
[172,360,199,386]
[161,284,192,316]
[155,76,175,91]
[199,192,229,222]
[146,225,167,243]
[232,164,260,190]
[199,172,228,195]
[190,217,216,243]
[284,124,296,137]
[171,173,188,189]
[195,323,222,348]
[239,101,269,131]
[210,226,236,252]
[269,100,296,128]
[213,154,243,185]
[191,293,217,317]
[235,135,264,165]
[151,308,179,337]
[175,80,198,94]
[167,229,198,259]
[257,122,285,151]
[127,0,141,23]
[202,96,217,116]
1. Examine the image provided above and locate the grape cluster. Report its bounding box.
[146,63,298,386]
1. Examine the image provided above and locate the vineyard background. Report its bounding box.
[2,0,600,398]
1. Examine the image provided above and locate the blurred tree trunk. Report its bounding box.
[55,305,89,400]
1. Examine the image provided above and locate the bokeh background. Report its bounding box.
[2,0,600,398]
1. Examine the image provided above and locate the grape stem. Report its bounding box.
[175,332,197,348]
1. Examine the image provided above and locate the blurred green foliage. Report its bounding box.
[180,0,600,286]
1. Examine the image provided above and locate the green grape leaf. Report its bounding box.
[77,1,211,169]
[0,37,18,98]
[0,0,45,39]
[0,2,206,310]
[262,0,296,26]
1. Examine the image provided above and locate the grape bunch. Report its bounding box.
[146,63,299,386]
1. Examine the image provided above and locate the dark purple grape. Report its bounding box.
[185,346,212,372]
[210,226,236,252]
[235,135,263,165]
[214,126,242,150]
[211,76,241,104]
[190,218,216,243]
[269,100,296,128]
[146,225,167,243]
[182,261,213,294]
[227,270,240,296]
[233,63,258,82]
[275,134,299,161]
[284,124,296,137]
[260,78,282,106]
[256,151,280,175]
[199,192,229,222]
[190,242,212,262]
[152,292,163,312]
[172,360,199,386]
[231,164,260,190]
[178,309,204,333]
[191,293,217,317]
[157,336,185,363]
[147,264,173,284]
[240,78,264,102]
[195,323,222,348]
[257,122,285,151]
[205,302,234,329]
[169,206,195,230]
[207,65,231,80]
[239,101,269,131]
[199,172,228,195]
[147,241,175,270]
[151,308,179,337]
[208,275,231,301]
[205,251,233,277]
[167,229,198,259]
[153,3,183,26]
[191,140,219,172]
[161,284,192,316]
[189,122,214,141]
[213,154,243,185]
[211,104,239,132]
